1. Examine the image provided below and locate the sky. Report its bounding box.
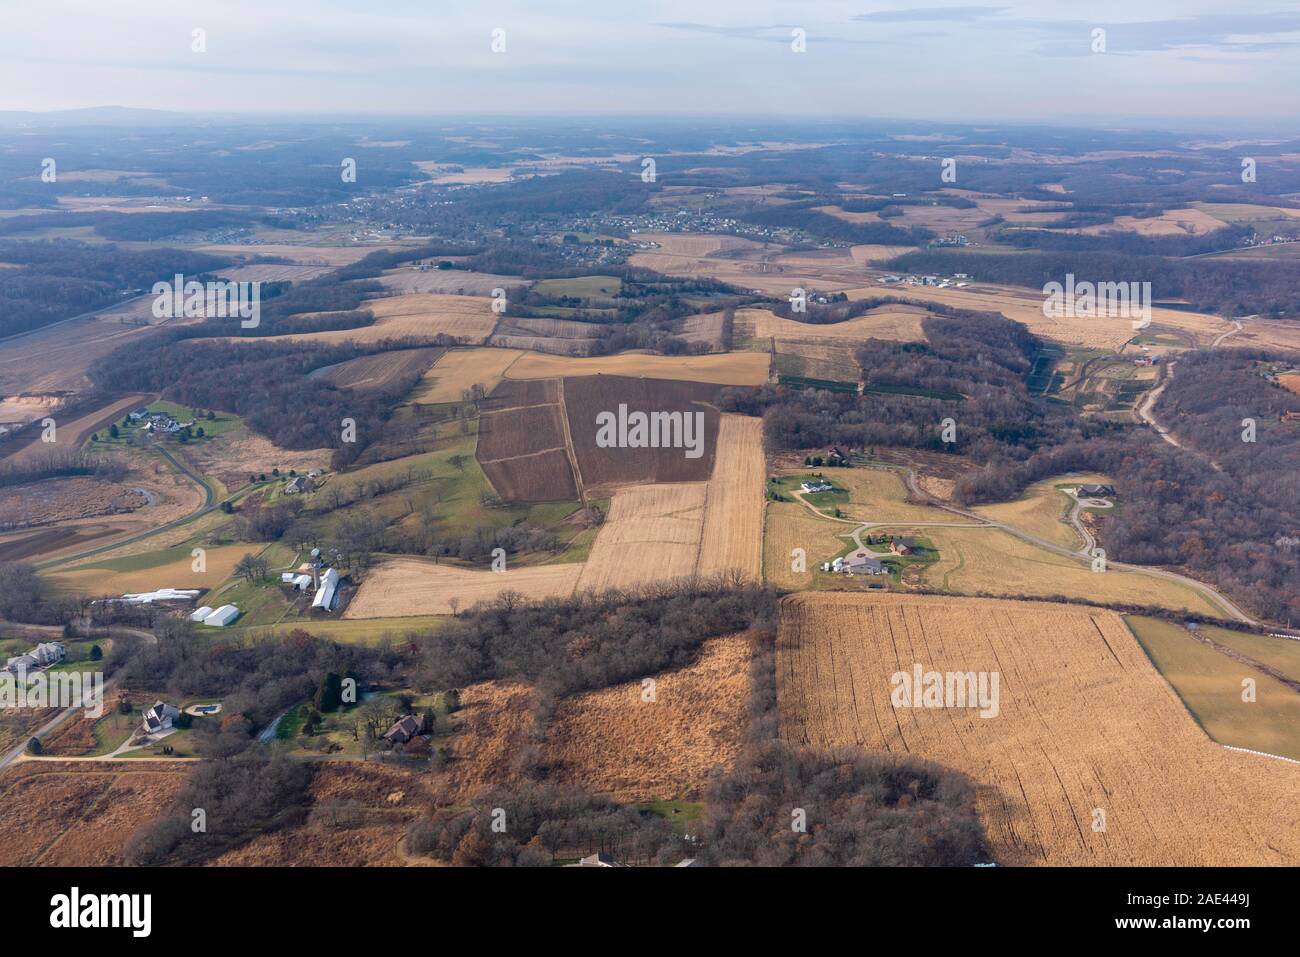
[3,1,1300,129]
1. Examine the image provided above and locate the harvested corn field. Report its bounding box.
[576,483,707,593]
[695,415,764,582]
[504,350,771,385]
[343,557,581,617]
[410,347,525,404]
[777,592,1300,865]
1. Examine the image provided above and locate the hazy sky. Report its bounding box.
[4,1,1300,127]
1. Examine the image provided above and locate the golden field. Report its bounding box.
[777,592,1300,865]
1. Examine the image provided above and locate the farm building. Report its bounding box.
[839,555,886,576]
[189,606,213,622]
[284,475,315,494]
[116,588,202,605]
[202,604,241,627]
[280,572,313,590]
[311,567,341,612]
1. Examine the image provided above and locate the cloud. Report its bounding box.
[1024,12,1300,57]
[853,6,1009,24]
[655,22,879,46]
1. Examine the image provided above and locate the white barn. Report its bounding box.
[202,604,241,627]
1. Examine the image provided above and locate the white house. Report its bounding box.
[142,701,181,735]
[202,604,241,627]
[32,642,66,665]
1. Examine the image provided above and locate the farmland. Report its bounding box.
[502,350,771,385]
[777,592,1300,865]
[49,542,257,596]
[561,375,722,490]
[575,483,708,592]
[230,294,498,346]
[736,305,928,348]
[973,474,1114,551]
[694,415,765,582]
[408,347,525,404]
[307,347,445,391]
[918,525,1223,616]
[474,377,578,502]
[343,557,583,617]
[1126,616,1300,761]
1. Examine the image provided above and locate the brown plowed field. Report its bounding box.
[563,375,721,488]
[479,448,577,502]
[777,592,1300,865]
[474,377,578,502]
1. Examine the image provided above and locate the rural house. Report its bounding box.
[142,701,181,735]
[800,480,835,493]
[4,641,64,673]
[1078,484,1116,498]
[382,713,425,746]
[890,537,920,556]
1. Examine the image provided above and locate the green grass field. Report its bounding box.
[532,275,622,298]
[1125,615,1300,761]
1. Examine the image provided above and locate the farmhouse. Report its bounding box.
[382,713,425,746]
[4,641,64,673]
[284,475,315,494]
[890,537,920,556]
[142,701,181,734]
